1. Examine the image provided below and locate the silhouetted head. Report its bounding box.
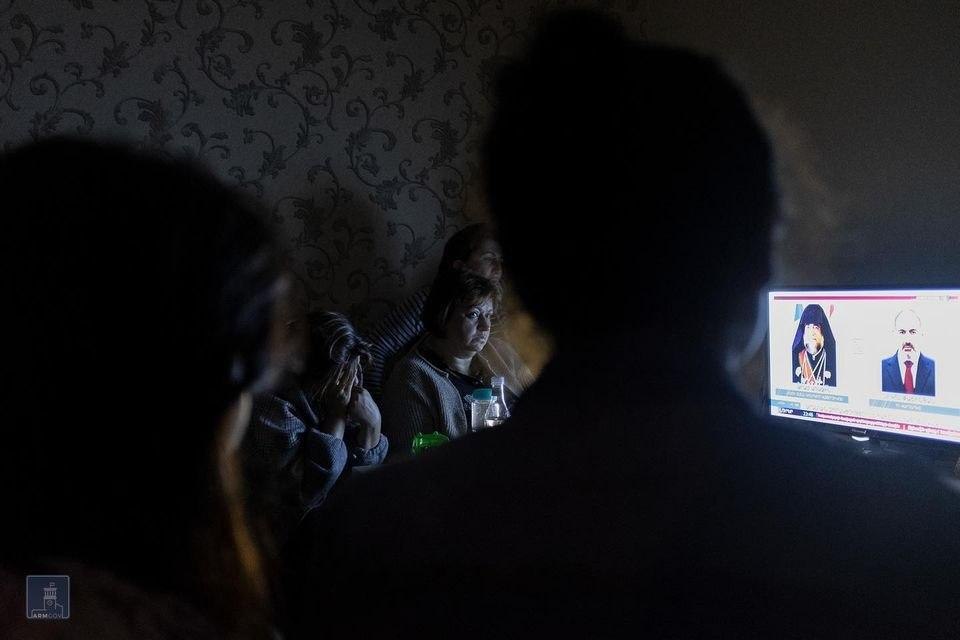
[0,138,287,634]
[484,10,776,353]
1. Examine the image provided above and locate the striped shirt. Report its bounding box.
[364,288,430,402]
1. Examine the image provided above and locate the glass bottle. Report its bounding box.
[485,376,511,427]
[490,376,510,422]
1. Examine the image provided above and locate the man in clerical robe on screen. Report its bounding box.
[791,304,837,387]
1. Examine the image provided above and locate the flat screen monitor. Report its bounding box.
[768,288,960,445]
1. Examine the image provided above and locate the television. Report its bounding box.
[767,288,960,445]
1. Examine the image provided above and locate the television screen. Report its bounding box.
[768,289,960,444]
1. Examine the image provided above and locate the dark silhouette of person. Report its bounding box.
[791,303,838,386]
[0,139,288,639]
[285,11,960,638]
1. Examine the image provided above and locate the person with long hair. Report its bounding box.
[0,139,289,638]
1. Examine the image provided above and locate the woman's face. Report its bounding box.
[443,297,495,355]
[459,238,503,285]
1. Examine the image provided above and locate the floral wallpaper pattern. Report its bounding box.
[0,0,640,327]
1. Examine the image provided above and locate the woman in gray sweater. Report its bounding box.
[381,269,532,457]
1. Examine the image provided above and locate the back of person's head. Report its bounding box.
[437,222,494,273]
[484,10,776,348]
[304,310,371,387]
[422,268,500,336]
[0,138,285,635]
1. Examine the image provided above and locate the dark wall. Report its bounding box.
[2,1,954,326]
[643,1,960,287]
[0,0,640,327]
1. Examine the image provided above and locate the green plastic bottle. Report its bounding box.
[411,431,451,455]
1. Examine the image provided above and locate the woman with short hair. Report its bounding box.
[381,269,531,456]
[363,222,504,400]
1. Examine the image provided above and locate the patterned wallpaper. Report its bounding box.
[0,0,641,328]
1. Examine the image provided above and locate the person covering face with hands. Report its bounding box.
[246,312,388,537]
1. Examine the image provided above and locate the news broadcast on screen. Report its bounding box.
[768,289,960,444]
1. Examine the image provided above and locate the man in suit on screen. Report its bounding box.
[881,308,935,396]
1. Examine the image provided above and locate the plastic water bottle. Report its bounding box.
[468,388,493,431]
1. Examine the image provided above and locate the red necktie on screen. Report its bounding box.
[904,361,915,394]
